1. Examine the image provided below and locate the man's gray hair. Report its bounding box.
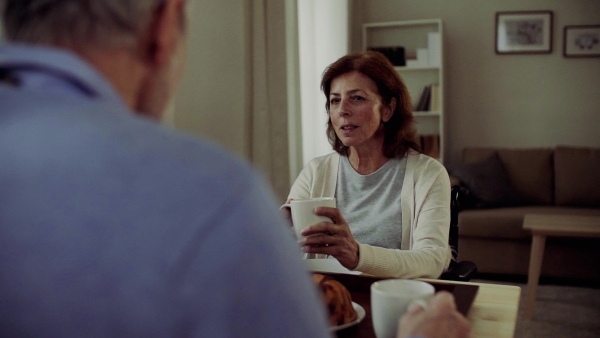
[2,0,166,48]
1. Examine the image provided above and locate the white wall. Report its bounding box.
[352,0,600,168]
[173,0,250,159]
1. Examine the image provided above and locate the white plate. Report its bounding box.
[304,258,361,275]
[330,302,366,331]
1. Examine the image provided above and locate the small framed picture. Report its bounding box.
[495,11,553,54]
[563,25,600,58]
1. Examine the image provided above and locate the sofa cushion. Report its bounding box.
[498,148,554,205]
[452,152,521,208]
[462,147,554,205]
[554,146,600,207]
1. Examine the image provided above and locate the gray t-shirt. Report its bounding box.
[336,155,407,249]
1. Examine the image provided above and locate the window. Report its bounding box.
[297,0,349,165]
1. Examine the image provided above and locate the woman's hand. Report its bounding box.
[298,206,360,270]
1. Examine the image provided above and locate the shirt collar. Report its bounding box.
[0,43,127,108]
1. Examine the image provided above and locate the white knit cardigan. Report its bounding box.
[287,150,451,279]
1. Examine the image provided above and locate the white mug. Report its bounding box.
[289,197,336,240]
[289,197,336,259]
[371,279,435,338]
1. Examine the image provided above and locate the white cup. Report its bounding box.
[371,279,435,338]
[289,198,336,259]
[289,197,336,241]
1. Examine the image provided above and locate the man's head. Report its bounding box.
[2,0,188,119]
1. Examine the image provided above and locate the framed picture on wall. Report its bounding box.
[495,11,553,54]
[563,25,600,58]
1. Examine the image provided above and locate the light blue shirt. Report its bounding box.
[0,43,330,338]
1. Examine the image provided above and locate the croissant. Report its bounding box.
[311,273,358,326]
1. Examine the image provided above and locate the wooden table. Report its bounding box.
[522,214,600,320]
[427,279,521,338]
[324,273,521,338]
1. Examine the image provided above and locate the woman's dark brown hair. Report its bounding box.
[321,51,420,158]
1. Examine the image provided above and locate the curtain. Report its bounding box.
[248,0,293,201]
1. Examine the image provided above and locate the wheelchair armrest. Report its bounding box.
[439,260,478,282]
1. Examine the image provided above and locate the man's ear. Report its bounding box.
[382,97,396,122]
[143,0,185,68]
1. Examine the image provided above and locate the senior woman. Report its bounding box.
[286,51,451,279]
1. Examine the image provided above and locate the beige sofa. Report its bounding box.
[449,146,600,283]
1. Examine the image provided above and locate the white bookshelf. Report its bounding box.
[362,19,445,163]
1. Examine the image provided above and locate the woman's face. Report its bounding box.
[328,71,394,154]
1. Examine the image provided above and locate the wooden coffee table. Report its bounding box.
[522,214,600,320]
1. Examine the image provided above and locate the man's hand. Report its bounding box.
[397,291,471,338]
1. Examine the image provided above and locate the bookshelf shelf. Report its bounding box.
[395,66,440,72]
[363,19,445,163]
[413,111,441,116]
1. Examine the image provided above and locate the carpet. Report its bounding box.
[474,279,600,337]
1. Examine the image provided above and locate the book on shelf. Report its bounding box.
[414,85,431,112]
[418,134,440,159]
[429,84,441,112]
[414,84,441,113]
